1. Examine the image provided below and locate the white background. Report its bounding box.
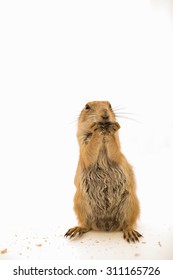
[0,0,173,260]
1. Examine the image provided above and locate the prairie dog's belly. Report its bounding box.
[81,160,128,231]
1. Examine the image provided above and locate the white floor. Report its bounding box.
[0,222,173,260]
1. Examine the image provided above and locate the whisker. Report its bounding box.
[116,115,141,124]
[69,119,78,125]
[113,106,136,114]
[86,114,97,119]
[113,106,140,121]
[114,112,137,116]
[70,113,97,125]
[113,108,137,116]
[113,106,127,112]
[69,114,80,125]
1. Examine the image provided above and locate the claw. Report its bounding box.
[123,229,143,243]
[64,226,90,239]
[134,230,143,238]
[132,237,135,243]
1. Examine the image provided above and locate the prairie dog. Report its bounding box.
[65,101,142,242]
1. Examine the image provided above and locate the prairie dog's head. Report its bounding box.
[77,101,118,138]
[79,100,116,123]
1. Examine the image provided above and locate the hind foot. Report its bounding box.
[64,226,90,239]
[123,228,143,243]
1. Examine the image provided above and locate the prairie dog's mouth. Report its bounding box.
[98,121,112,128]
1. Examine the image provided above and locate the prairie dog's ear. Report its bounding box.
[115,122,120,131]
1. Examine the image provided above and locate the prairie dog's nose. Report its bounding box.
[101,109,109,120]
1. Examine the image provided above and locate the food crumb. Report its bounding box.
[158,241,162,247]
[134,253,140,257]
[36,244,42,247]
[95,240,99,243]
[142,242,146,244]
[1,249,8,254]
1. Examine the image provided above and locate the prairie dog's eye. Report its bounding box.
[109,103,112,109]
[85,104,91,110]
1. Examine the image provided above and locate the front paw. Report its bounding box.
[112,122,120,132]
[101,122,120,135]
[90,123,103,134]
[89,122,120,135]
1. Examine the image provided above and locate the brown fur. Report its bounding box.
[65,101,142,242]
